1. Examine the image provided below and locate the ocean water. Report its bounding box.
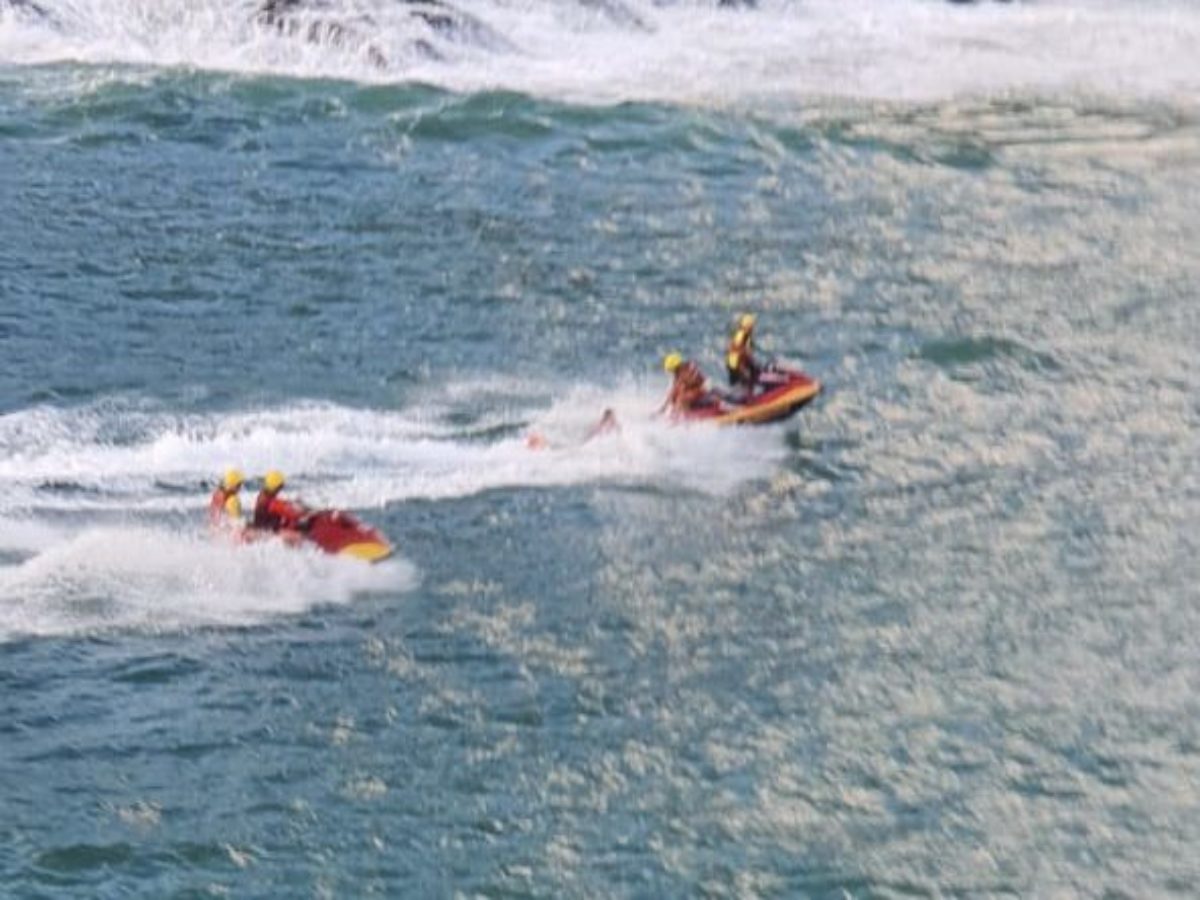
[2,0,1199,895]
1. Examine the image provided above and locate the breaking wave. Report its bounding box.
[2,0,1199,107]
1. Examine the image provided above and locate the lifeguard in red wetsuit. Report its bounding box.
[660,352,720,415]
[209,468,245,529]
[253,470,307,532]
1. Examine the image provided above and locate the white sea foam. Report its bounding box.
[0,383,783,637]
[1,0,1198,107]
[0,382,786,518]
[0,523,416,639]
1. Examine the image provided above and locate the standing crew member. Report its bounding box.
[209,468,245,528]
[726,312,762,392]
[253,470,307,532]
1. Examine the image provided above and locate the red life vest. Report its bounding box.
[254,490,304,531]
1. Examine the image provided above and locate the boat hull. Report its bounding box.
[679,370,821,426]
[240,509,393,562]
[303,510,394,562]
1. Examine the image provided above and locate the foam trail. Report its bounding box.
[0,385,784,638]
[0,524,417,639]
[2,0,1199,107]
[0,386,790,519]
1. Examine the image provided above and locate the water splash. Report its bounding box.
[0,383,789,519]
[0,523,416,639]
[0,383,786,637]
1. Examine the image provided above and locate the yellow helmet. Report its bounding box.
[738,313,756,331]
[263,470,286,493]
[221,468,245,492]
[663,352,684,373]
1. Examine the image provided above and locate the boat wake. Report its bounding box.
[0,384,786,637]
[0,522,415,639]
[0,383,787,517]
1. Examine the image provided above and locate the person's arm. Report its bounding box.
[584,410,618,441]
[291,500,315,531]
[658,384,678,415]
[270,498,303,530]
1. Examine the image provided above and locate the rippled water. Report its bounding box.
[3,0,1200,895]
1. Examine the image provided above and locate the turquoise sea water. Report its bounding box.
[2,1,1200,895]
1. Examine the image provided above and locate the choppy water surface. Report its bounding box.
[2,1,1199,895]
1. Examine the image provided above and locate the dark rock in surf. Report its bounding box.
[257,0,390,67]
[577,0,649,30]
[256,0,513,68]
[1,0,51,18]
